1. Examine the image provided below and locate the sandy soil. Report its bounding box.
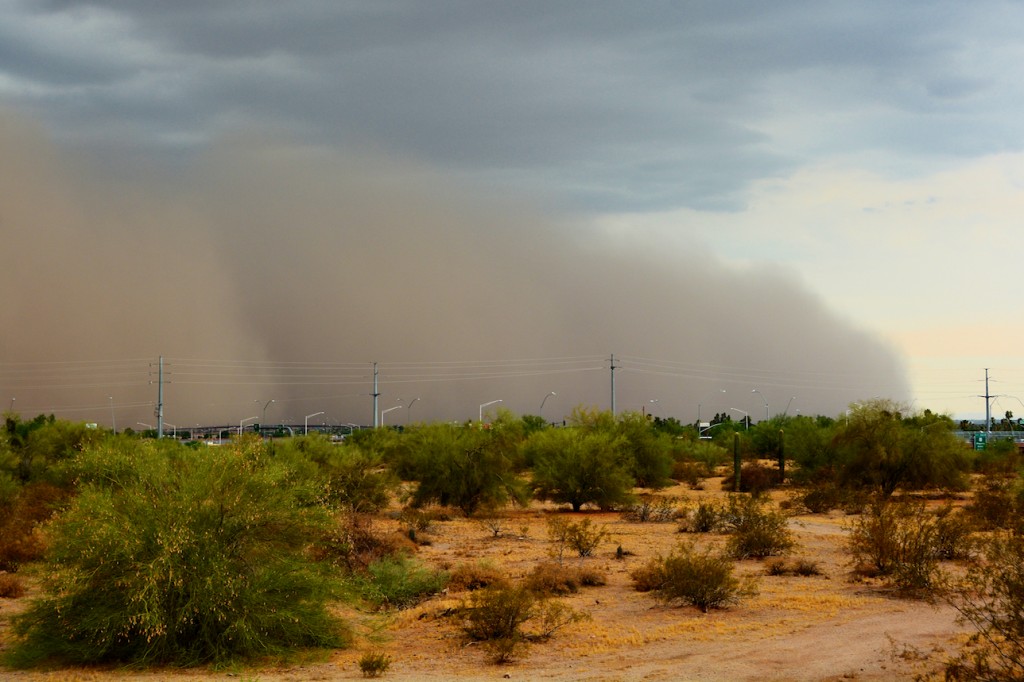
[0,481,971,682]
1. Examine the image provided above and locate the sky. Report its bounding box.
[2,1,1023,428]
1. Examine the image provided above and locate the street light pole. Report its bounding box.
[109,396,116,434]
[305,411,325,435]
[240,416,258,435]
[752,389,769,421]
[479,399,502,422]
[382,403,401,425]
[262,399,275,425]
[404,397,420,424]
[783,396,796,416]
[540,391,556,417]
[730,407,750,431]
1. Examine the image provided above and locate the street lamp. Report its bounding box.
[643,399,659,417]
[404,397,420,423]
[261,399,275,424]
[479,399,502,422]
[380,406,401,426]
[109,396,116,434]
[730,407,749,431]
[752,389,769,421]
[137,422,153,431]
[783,396,797,417]
[305,411,325,435]
[540,391,556,415]
[239,416,258,435]
[698,389,727,424]
[165,422,177,438]
[8,397,13,413]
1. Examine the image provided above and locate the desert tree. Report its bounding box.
[524,426,634,511]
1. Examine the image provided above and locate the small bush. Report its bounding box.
[547,517,609,561]
[847,499,940,593]
[448,561,510,592]
[764,559,822,577]
[723,496,794,560]
[933,504,976,561]
[622,495,680,523]
[316,514,417,572]
[723,463,781,495]
[792,559,823,577]
[968,479,1022,532]
[632,542,754,612]
[0,572,26,599]
[943,532,1024,681]
[359,651,392,678]
[524,562,606,596]
[800,484,844,514]
[352,555,449,610]
[671,460,706,488]
[476,510,510,538]
[460,585,586,664]
[679,499,725,533]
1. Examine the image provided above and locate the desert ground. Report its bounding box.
[0,479,971,682]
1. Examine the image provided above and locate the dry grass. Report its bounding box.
[0,478,976,681]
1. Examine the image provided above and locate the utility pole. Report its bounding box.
[155,355,164,438]
[372,362,380,428]
[606,350,614,413]
[978,368,995,438]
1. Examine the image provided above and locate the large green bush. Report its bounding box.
[525,427,635,511]
[402,423,530,515]
[8,437,348,667]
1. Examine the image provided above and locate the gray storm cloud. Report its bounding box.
[0,112,910,428]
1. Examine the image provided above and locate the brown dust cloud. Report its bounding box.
[0,111,909,430]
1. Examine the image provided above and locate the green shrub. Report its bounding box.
[677,440,728,475]
[460,585,535,663]
[526,428,635,511]
[351,554,449,610]
[546,517,609,561]
[679,499,725,533]
[723,496,794,560]
[404,423,530,515]
[459,585,586,664]
[622,495,680,523]
[671,460,705,488]
[7,439,348,667]
[632,542,754,612]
